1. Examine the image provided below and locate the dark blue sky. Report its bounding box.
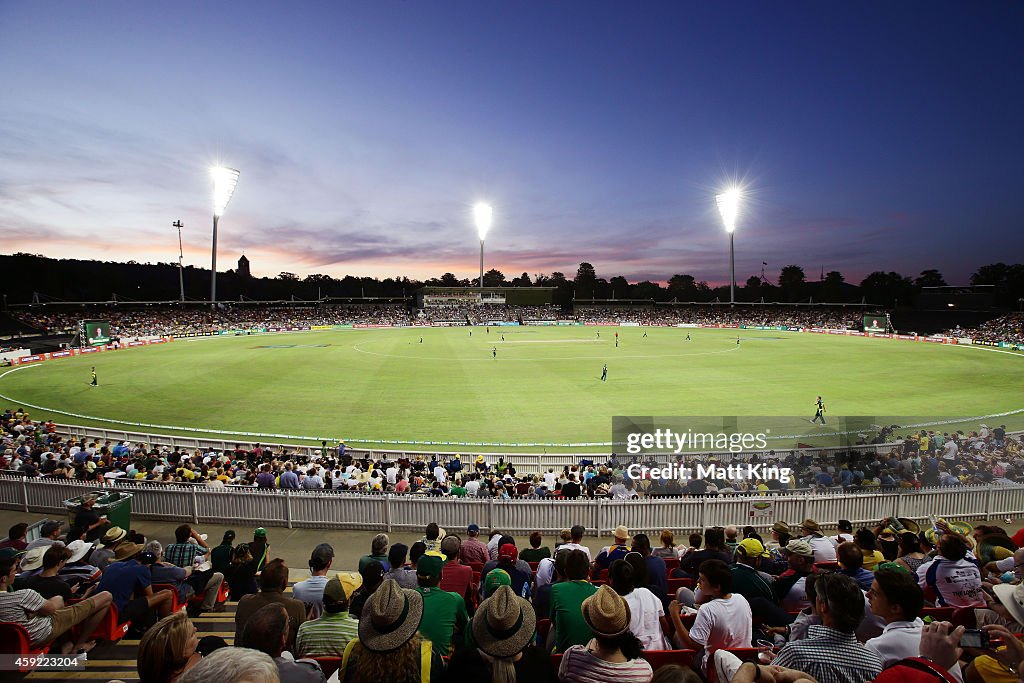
[2,2,1021,285]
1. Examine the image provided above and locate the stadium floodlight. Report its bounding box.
[210,166,240,306]
[474,202,493,290]
[716,187,741,304]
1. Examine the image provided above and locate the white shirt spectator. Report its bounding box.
[916,556,985,608]
[465,479,480,496]
[804,535,838,563]
[385,466,398,485]
[780,576,811,613]
[689,593,753,669]
[433,466,447,484]
[865,619,923,667]
[543,471,557,489]
[623,587,669,650]
[558,542,593,563]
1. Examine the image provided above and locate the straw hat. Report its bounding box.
[113,542,144,561]
[102,526,127,545]
[799,519,821,535]
[358,579,424,652]
[612,525,629,543]
[20,546,47,572]
[472,585,537,658]
[581,584,632,638]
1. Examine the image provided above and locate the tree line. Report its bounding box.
[2,253,1022,309]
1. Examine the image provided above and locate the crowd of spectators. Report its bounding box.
[2,403,1020,499]
[573,306,866,329]
[948,314,1024,345]
[4,506,1024,683]
[12,304,878,340]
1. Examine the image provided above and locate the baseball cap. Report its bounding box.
[737,538,770,559]
[310,543,335,567]
[467,523,480,533]
[416,553,445,580]
[0,547,26,560]
[784,539,814,558]
[498,543,518,563]
[254,527,267,538]
[324,572,362,605]
[485,568,512,594]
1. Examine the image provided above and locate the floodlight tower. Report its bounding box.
[716,188,741,304]
[474,203,493,290]
[210,167,240,306]
[173,220,185,302]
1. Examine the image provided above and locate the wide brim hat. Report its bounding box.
[113,542,144,561]
[924,521,975,547]
[102,526,127,545]
[799,519,821,534]
[65,539,94,564]
[358,579,424,652]
[20,546,47,572]
[771,521,790,534]
[473,585,537,658]
[581,584,632,638]
[993,582,1024,627]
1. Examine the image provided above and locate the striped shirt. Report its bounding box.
[559,645,653,683]
[0,589,52,647]
[773,625,883,683]
[295,611,360,657]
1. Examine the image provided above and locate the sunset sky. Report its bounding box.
[2,2,1021,286]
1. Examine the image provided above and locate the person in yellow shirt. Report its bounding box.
[856,528,885,571]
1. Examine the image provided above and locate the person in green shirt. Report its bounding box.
[414,553,468,658]
[357,533,391,572]
[519,531,552,563]
[450,480,467,498]
[549,548,598,652]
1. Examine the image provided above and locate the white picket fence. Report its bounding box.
[3,476,1023,537]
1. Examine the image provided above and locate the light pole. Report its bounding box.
[173,220,185,302]
[716,188,741,304]
[210,167,240,306]
[474,203,493,290]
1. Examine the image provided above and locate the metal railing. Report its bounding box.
[3,476,1022,537]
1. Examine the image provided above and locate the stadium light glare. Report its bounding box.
[716,187,741,304]
[210,166,240,306]
[212,166,240,217]
[474,202,493,240]
[716,187,741,234]
[474,202,493,290]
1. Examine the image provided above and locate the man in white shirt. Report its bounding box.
[917,534,984,608]
[865,567,929,667]
[798,518,838,563]
[668,558,752,672]
[558,525,593,563]
[543,469,557,489]
[432,464,447,484]
[385,464,399,486]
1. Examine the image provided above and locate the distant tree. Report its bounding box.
[439,272,461,287]
[483,269,506,287]
[510,272,532,287]
[859,271,914,307]
[915,269,947,288]
[609,276,630,299]
[667,274,697,300]
[778,265,806,289]
[574,262,598,299]
[278,272,298,281]
[633,281,663,300]
[818,270,845,302]
[971,263,1009,287]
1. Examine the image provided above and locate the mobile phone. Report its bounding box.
[960,629,989,649]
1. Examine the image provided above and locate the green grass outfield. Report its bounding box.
[1,327,1023,452]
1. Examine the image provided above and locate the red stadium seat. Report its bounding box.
[537,618,551,647]
[89,603,130,643]
[667,577,694,594]
[641,649,697,670]
[153,583,183,613]
[664,557,680,572]
[951,607,976,628]
[550,653,563,674]
[309,656,342,677]
[189,579,230,610]
[0,622,49,670]
[527,561,540,571]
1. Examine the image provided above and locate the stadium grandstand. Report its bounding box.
[1,299,1024,683]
